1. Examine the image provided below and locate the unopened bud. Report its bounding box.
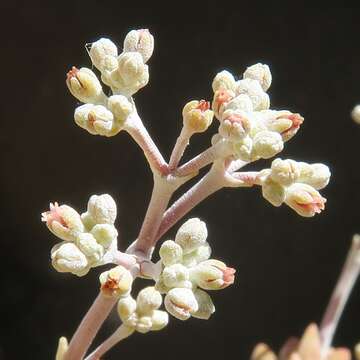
[164,288,198,320]
[262,177,286,207]
[87,194,117,225]
[159,240,183,266]
[235,79,270,111]
[219,110,251,141]
[123,29,154,63]
[182,242,212,267]
[212,70,236,92]
[108,95,133,125]
[212,89,235,119]
[76,233,104,264]
[162,264,190,288]
[99,266,133,298]
[270,158,300,186]
[297,162,331,190]
[182,100,214,133]
[232,136,253,162]
[175,218,208,254]
[224,94,254,113]
[243,63,272,91]
[90,224,118,249]
[191,288,215,320]
[136,286,162,314]
[89,38,118,71]
[117,296,137,321]
[150,310,169,331]
[252,130,284,159]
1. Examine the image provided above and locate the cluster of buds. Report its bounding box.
[211,64,304,161]
[41,194,118,276]
[257,158,330,217]
[155,218,235,320]
[66,29,154,136]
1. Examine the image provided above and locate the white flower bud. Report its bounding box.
[159,240,183,266]
[90,224,117,249]
[136,315,153,333]
[108,95,133,125]
[99,266,133,298]
[232,136,253,162]
[123,29,154,63]
[252,130,284,159]
[182,242,212,267]
[66,67,105,104]
[285,183,326,217]
[164,288,198,320]
[352,105,360,124]
[51,242,89,276]
[175,218,208,254]
[235,79,270,110]
[262,177,286,207]
[136,287,162,314]
[219,110,251,141]
[74,104,97,135]
[191,289,215,320]
[270,158,300,186]
[87,194,117,225]
[190,259,235,291]
[182,100,214,133]
[243,63,272,91]
[298,162,331,190]
[212,70,236,92]
[151,310,169,331]
[162,264,190,288]
[117,296,137,321]
[76,233,104,264]
[42,203,84,242]
[224,94,253,113]
[89,38,118,71]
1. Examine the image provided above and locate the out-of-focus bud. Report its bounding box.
[42,202,84,242]
[250,343,277,360]
[90,224,118,249]
[159,240,183,266]
[252,130,284,159]
[155,275,172,294]
[270,158,300,186]
[352,105,360,124]
[89,38,118,71]
[136,286,162,314]
[243,63,272,91]
[123,29,154,63]
[99,265,133,298]
[297,162,331,190]
[164,288,198,320]
[262,177,286,207]
[224,94,254,113]
[190,259,235,290]
[55,336,68,360]
[212,89,235,119]
[232,136,253,162]
[191,289,215,320]
[51,242,89,276]
[219,110,251,141]
[150,310,169,331]
[182,100,214,133]
[108,95,133,125]
[86,194,117,225]
[235,79,270,111]
[162,264,190,288]
[175,218,208,254]
[285,183,326,217]
[76,233,104,264]
[212,70,236,92]
[117,296,137,321]
[136,315,153,333]
[66,67,105,104]
[182,242,212,267]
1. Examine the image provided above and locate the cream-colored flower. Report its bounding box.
[85,194,117,225]
[262,177,286,207]
[150,310,169,331]
[164,288,198,320]
[89,38,118,71]
[123,29,154,63]
[212,89,235,119]
[219,110,251,141]
[90,224,117,249]
[136,286,162,314]
[252,130,284,159]
[99,266,133,298]
[270,158,300,186]
[182,100,214,133]
[212,70,236,92]
[159,240,183,266]
[182,242,212,267]
[243,63,272,91]
[297,162,331,190]
[162,264,190,288]
[117,296,137,321]
[175,218,208,254]
[235,78,270,110]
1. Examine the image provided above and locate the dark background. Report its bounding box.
[1,2,360,359]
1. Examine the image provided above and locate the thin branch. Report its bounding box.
[319,235,360,356]
[64,292,117,360]
[169,126,193,170]
[85,325,135,360]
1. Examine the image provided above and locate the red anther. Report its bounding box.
[281,113,304,136]
[66,66,79,81]
[196,100,210,112]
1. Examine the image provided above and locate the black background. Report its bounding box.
[1,2,360,359]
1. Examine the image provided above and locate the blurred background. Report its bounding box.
[1,2,360,359]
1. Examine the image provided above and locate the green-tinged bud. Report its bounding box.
[42,202,84,242]
[89,38,118,71]
[175,218,208,254]
[270,158,300,186]
[243,63,272,91]
[191,288,215,320]
[212,70,236,92]
[136,286,162,314]
[51,242,89,277]
[117,296,137,322]
[86,194,117,225]
[150,310,169,331]
[66,67,105,104]
[159,240,183,266]
[123,29,154,63]
[262,177,286,207]
[164,288,198,320]
[190,259,235,290]
[76,233,104,264]
[252,130,284,159]
[162,264,191,288]
[99,266,133,298]
[90,224,118,249]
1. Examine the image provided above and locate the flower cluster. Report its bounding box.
[258,158,330,217]
[155,218,235,320]
[42,194,118,276]
[67,29,154,137]
[210,64,304,161]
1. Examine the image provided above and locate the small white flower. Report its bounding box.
[270,158,300,186]
[136,287,162,314]
[123,29,154,63]
[99,266,133,298]
[175,218,208,254]
[252,130,284,159]
[159,240,183,266]
[212,70,236,92]
[243,63,272,91]
[86,194,117,225]
[89,38,118,71]
[164,288,198,320]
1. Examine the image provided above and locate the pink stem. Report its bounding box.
[64,293,117,360]
[319,235,360,356]
[169,126,193,170]
[125,113,168,175]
